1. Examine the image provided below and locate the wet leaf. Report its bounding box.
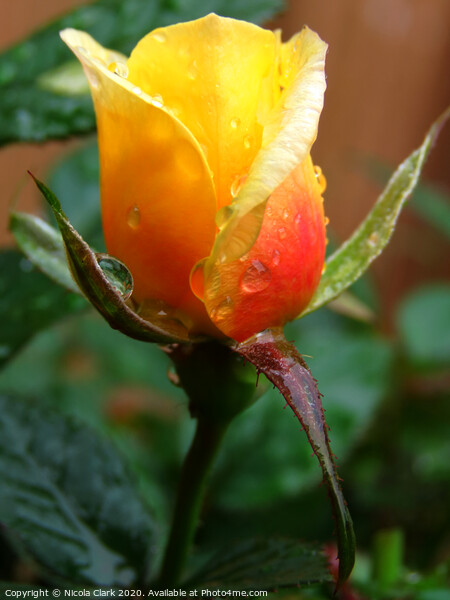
[0,0,284,145]
[303,108,450,316]
[0,394,156,586]
[235,329,355,586]
[187,538,331,590]
[10,211,80,294]
[0,249,86,369]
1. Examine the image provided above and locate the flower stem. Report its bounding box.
[157,415,230,587]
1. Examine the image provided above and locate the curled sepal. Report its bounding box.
[29,173,192,344]
[302,107,450,317]
[234,328,355,587]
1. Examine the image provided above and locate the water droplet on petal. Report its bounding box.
[127,206,140,228]
[295,212,302,225]
[313,165,327,193]
[230,117,241,129]
[240,260,272,293]
[244,135,251,149]
[272,249,281,266]
[151,93,164,108]
[190,258,207,300]
[216,205,233,229]
[132,86,142,95]
[76,46,88,56]
[96,254,133,300]
[231,173,247,198]
[107,61,128,78]
[152,31,167,43]
[278,227,287,240]
[211,296,233,322]
[283,209,290,220]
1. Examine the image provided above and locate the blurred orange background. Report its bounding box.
[1,0,449,329]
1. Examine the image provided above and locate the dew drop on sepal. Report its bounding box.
[95,254,133,300]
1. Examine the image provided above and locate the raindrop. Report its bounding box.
[216,205,233,229]
[244,135,251,149]
[368,232,379,247]
[96,254,133,300]
[132,86,142,95]
[211,296,233,322]
[272,249,281,266]
[151,93,164,108]
[278,227,287,240]
[152,31,167,43]
[295,212,302,225]
[230,117,241,129]
[240,260,272,293]
[190,258,207,300]
[127,206,140,228]
[231,174,246,198]
[107,61,128,78]
[313,165,327,193]
[283,208,290,220]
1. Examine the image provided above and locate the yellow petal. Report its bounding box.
[60,28,217,313]
[126,13,277,211]
[209,26,328,265]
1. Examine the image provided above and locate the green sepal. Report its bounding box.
[302,107,450,317]
[165,341,262,423]
[29,173,194,345]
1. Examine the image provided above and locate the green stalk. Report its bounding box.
[157,416,230,587]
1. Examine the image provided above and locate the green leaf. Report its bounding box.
[235,329,355,586]
[0,394,155,586]
[0,0,284,146]
[0,249,86,369]
[187,538,331,590]
[30,174,193,344]
[303,108,450,317]
[9,211,80,294]
[397,284,450,370]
